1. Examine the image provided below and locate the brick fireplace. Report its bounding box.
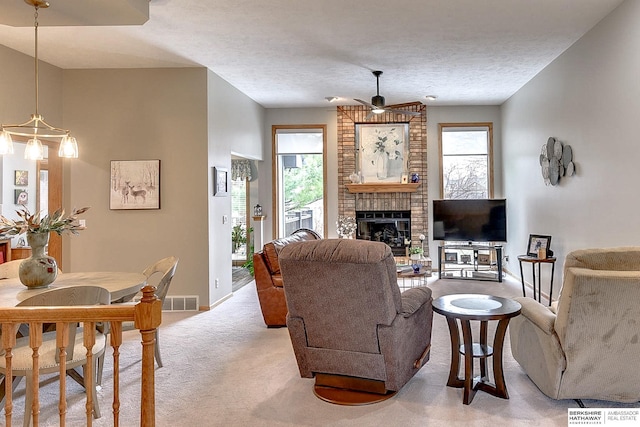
[337,103,429,256]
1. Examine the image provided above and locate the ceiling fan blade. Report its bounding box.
[365,111,375,121]
[385,108,421,116]
[354,98,374,108]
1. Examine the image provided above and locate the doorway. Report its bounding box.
[231,157,254,291]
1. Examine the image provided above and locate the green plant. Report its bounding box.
[241,226,255,275]
[409,246,423,255]
[232,224,247,246]
[0,206,89,237]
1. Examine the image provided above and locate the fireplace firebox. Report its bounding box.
[356,211,410,256]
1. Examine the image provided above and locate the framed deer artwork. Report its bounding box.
[110,160,161,210]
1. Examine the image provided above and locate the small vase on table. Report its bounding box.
[18,232,58,289]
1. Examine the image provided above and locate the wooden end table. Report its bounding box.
[517,255,556,306]
[432,294,521,405]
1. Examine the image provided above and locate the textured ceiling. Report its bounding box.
[0,0,625,108]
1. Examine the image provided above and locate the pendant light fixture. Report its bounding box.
[0,0,79,160]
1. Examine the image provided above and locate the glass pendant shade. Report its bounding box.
[0,2,79,160]
[58,135,78,158]
[25,138,44,160]
[0,131,15,155]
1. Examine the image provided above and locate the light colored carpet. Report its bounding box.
[6,274,638,426]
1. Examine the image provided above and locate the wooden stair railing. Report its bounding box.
[0,285,162,427]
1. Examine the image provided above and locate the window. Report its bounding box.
[272,125,326,238]
[439,123,494,199]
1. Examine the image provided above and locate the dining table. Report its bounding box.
[0,271,147,306]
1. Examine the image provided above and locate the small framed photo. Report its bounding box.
[460,254,472,264]
[478,253,491,265]
[14,170,28,186]
[213,166,228,197]
[444,252,458,263]
[14,189,28,205]
[527,234,552,257]
[401,174,408,184]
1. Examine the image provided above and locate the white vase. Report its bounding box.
[375,152,388,179]
[18,232,58,289]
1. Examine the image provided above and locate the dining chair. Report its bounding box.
[110,256,179,369]
[0,285,110,427]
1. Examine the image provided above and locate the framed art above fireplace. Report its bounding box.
[356,123,409,183]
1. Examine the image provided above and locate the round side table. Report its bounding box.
[432,294,521,405]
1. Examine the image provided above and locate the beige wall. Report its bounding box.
[63,68,211,304]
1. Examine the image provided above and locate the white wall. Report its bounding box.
[207,70,264,305]
[426,106,502,261]
[501,0,639,297]
[262,108,338,241]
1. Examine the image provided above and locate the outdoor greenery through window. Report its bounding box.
[439,123,493,199]
[273,126,326,238]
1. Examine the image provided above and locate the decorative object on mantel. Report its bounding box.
[0,1,79,160]
[254,204,263,216]
[348,171,362,183]
[411,173,420,183]
[336,216,357,239]
[0,206,89,288]
[540,137,575,186]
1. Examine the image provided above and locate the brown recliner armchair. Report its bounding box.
[253,228,321,327]
[279,239,433,404]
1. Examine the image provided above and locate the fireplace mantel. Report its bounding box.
[345,183,420,194]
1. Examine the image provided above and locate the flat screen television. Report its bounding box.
[432,199,507,242]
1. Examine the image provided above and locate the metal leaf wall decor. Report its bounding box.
[540,137,575,186]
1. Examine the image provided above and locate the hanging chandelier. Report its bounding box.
[0,0,79,160]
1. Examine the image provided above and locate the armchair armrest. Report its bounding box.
[400,287,432,317]
[514,296,556,335]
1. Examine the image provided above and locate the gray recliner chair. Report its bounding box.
[510,247,640,404]
[279,239,433,404]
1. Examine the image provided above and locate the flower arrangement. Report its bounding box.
[0,206,90,237]
[336,215,357,238]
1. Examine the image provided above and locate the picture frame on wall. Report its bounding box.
[14,170,28,186]
[14,189,28,205]
[213,166,228,197]
[527,234,552,257]
[110,159,161,210]
[355,123,409,183]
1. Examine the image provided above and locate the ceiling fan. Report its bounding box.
[355,71,421,118]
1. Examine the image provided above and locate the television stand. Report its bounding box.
[438,244,503,282]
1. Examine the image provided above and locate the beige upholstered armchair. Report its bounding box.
[279,239,433,404]
[509,247,640,404]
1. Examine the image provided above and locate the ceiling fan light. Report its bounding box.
[25,138,44,161]
[0,130,15,155]
[372,108,385,114]
[59,135,79,158]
